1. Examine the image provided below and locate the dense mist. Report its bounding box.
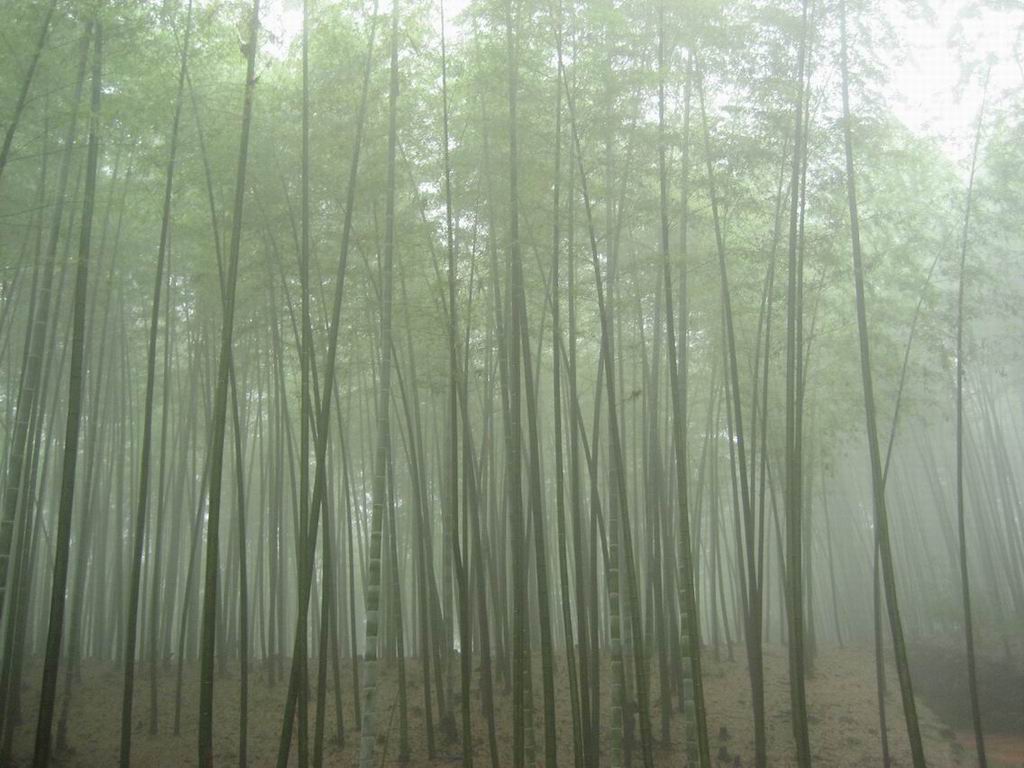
[0,0,1022,765]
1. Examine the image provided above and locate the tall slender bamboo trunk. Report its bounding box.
[197,2,259,763]
[838,5,925,766]
[504,3,531,765]
[783,2,812,764]
[440,5,474,763]
[955,68,990,768]
[297,0,314,763]
[33,22,102,766]
[550,5,584,765]
[358,4,400,764]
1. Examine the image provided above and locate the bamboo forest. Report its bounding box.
[0,0,1022,765]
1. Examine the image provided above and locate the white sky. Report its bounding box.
[260,0,1023,165]
[887,1,1022,164]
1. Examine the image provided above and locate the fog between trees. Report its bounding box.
[0,0,1022,766]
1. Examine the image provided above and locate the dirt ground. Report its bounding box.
[7,645,1022,766]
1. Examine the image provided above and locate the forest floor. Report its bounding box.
[7,645,1023,766]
